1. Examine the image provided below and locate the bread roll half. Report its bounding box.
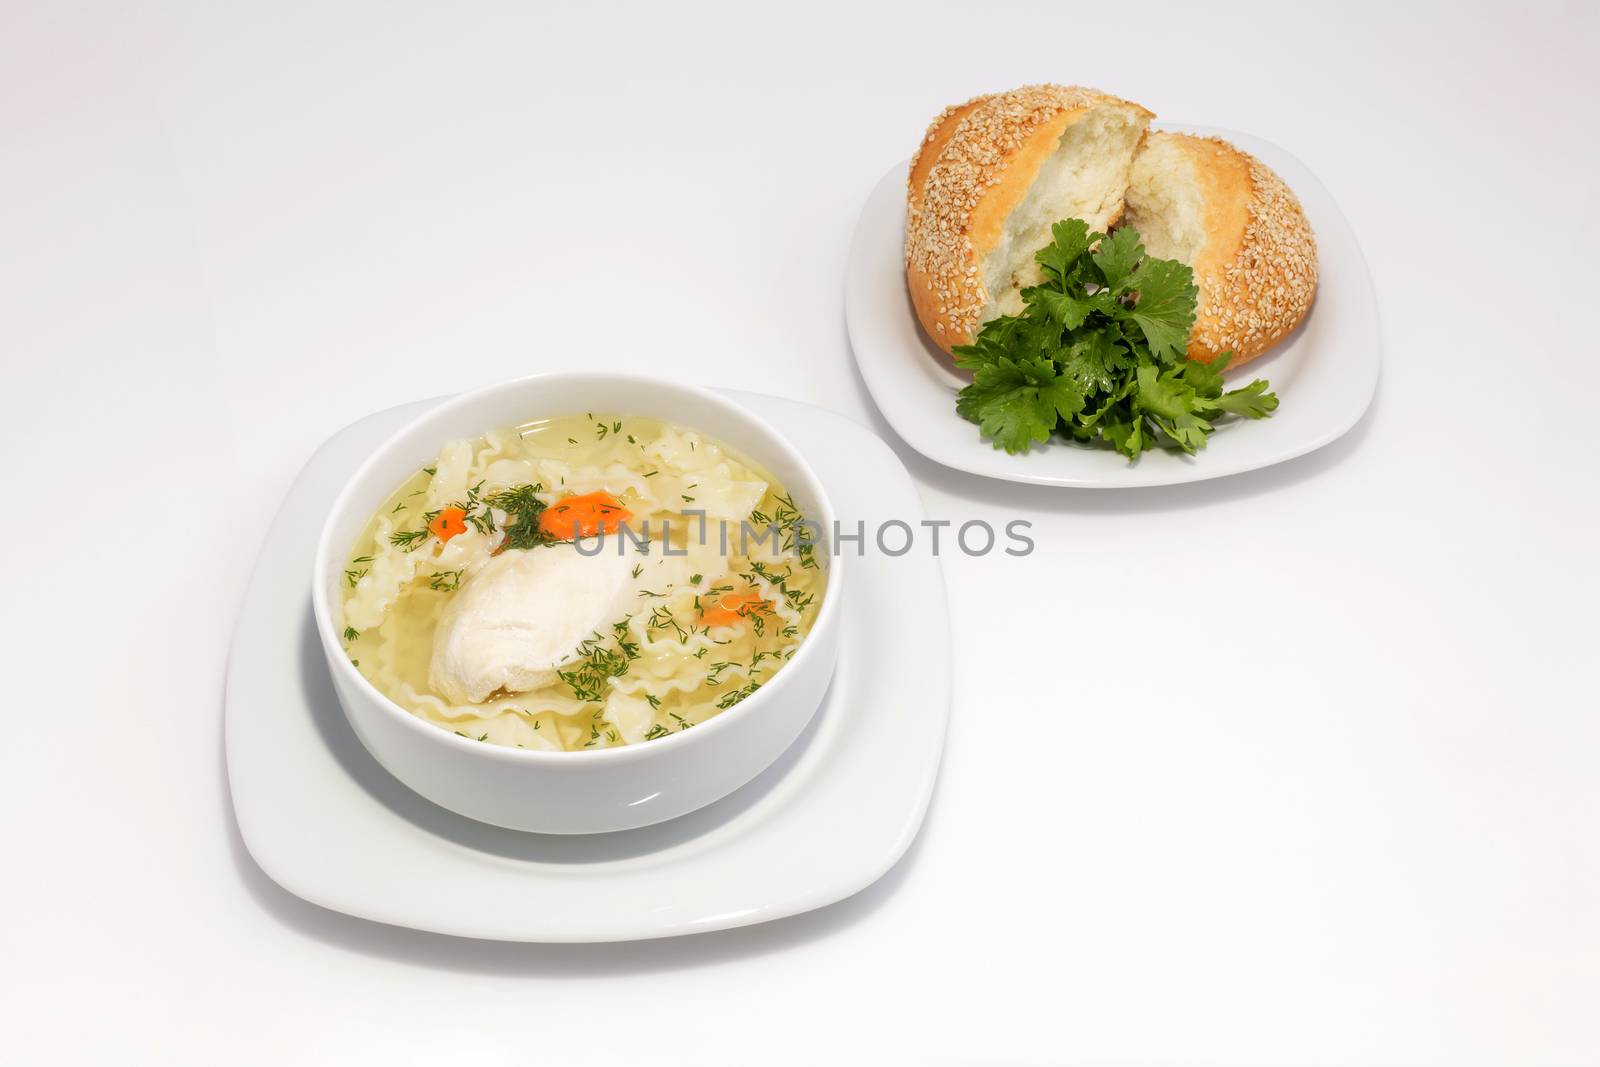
[905,85,1153,352]
[1123,132,1318,367]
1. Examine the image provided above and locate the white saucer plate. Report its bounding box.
[225,390,949,942]
[845,124,1381,488]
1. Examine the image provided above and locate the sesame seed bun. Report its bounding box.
[905,85,1154,353]
[1124,132,1318,367]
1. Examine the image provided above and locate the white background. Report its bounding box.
[2,1,1596,1064]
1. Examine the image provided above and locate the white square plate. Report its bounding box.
[845,124,1380,488]
[225,390,948,942]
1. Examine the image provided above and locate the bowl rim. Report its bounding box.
[309,371,843,766]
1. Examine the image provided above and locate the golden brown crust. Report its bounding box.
[904,85,1153,353]
[907,94,992,214]
[1155,133,1318,367]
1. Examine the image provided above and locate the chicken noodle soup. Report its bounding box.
[338,414,826,751]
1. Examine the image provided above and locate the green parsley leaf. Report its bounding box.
[1025,287,1094,331]
[1059,327,1134,393]
[1034,218,1096,282]
[1206,378,1281,419]
[1091,226,1144,292]
[956,356,1084,454]
[1100,413,1145,459]
[1178,350,1230,396]
[1162,412,1214,454]
[1118,257,1197,362]
[1133,365,1196,421]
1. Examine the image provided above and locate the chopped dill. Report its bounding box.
[389,528,429,551]
[558,632,637,702]
[427,570,463,591]
[717,681,762,710]
[484,483,550,551]
[646,604,689,643]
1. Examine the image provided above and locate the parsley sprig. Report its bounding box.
[952,219,1279,459]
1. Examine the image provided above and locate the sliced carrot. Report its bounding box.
[428,506,468,543]
[699,588,771,627]
[538,491,632,541]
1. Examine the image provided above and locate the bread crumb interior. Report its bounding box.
[980,108,1147,322]
[1123,135,1208,267]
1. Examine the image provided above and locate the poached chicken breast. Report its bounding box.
[429,542,692,705]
